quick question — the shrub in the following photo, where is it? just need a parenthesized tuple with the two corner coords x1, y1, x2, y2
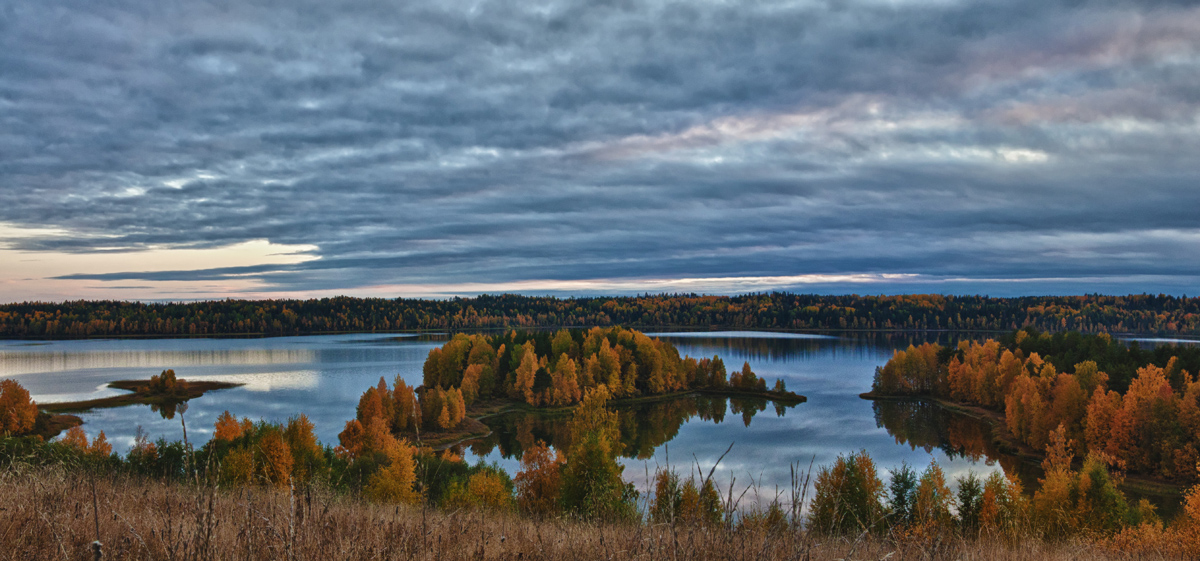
(911, 461, 955, 537)
(559, 386, 635, 520)
(809, 450, 886, 535)
(650, 469, 681, 524)
(888, 462, 917, 528)
(956, 472, 983, 534)
(442, 469, 514, 511)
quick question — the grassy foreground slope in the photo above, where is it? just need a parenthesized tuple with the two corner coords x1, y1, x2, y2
(0, 466, 1160, 561)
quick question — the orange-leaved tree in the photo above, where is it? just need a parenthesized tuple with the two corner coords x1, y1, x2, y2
(60, 426, 89, 451)
(0, 378, 37, 436)
(256, 428, 293, 487)
(514, 440, 563, 516)
(213, 410, 245, 442)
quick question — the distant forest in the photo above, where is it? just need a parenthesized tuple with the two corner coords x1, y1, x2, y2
(1, 293, 1199, 338)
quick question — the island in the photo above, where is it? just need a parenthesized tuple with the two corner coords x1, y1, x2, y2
(338, 327, 806, 449)
(31, 369, 242, 438)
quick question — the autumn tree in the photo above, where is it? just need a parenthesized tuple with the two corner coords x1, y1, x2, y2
(364, 436, 420, 504)
(912, 462, 955, 536)
(60, 426, 89, 452)
(677, 477, 723, 526)
(88, 431, 112, 458)
(0, 378, 37, 436)
(220, 448, 255, 485)
(460, 363, 483, 405)
(337, 419, 366, 459)
(356, 385, 385, 426)
(512, 344, 538, 405)
(550, 354, 582, 406)
(256, 428, 293, 487)
(514, 440, 564, 516)
(390, 376, 419, 433)
(978, 472, 1027, 537)
(285, 413, 324, 483)
(809, 450, 887, 535)
(559, 386, 632, 520)
(213, 410, 244, 442)
(147, 369, 181, 394)
(443, 469, 514, 511)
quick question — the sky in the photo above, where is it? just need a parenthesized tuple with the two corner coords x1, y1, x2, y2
(1, 0, 1199, 302)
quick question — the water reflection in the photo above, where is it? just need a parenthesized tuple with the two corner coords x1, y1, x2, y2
(652, 331, 970, 364)
(467, 396, 789, 462)
(872, 400, 1037, 490)
(871, 398, 1182, 517)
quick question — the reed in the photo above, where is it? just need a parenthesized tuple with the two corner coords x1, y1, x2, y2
(0, 464, 1179, 561)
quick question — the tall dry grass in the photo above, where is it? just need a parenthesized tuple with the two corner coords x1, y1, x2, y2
(0, 464, 1180, 561)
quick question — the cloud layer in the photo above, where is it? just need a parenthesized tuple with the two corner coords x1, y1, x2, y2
(2, 0, 1199, 299)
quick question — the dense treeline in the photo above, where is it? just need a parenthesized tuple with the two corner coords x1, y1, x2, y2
(872, 329, 1200, 483)
(4, 292, 1200, 338)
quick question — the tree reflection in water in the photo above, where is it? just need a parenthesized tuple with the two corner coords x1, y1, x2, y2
(871, 398, 1184, 517)
(465, 395, 790, 461)
(871, 399, 1040, 491)
(149, 399, 189, 420)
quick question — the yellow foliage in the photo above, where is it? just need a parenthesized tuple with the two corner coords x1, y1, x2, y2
(220, 448, 255, 485)
(906, 461, 954, 544)
(285, 413, 319, 456)
(357, 386, 385, 425)
(365, 439, 420, 505)
(514, 345, 538, 405)
(285, 413, 321, 483)
(460, 364, 482, 405)
(363, 416, 394, 454)
(443, 472, 514, 511)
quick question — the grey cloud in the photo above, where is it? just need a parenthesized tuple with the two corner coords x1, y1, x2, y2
(2, 0, 1200, 298)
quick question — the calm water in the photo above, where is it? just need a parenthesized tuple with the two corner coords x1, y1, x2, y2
(1, 330, 1033, 507)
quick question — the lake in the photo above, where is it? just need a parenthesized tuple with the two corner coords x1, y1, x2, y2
(0, 328, 1032, 508)
(0, 330, 1084, 509)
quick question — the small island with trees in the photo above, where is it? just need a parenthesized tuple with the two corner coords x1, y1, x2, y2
(6, 369, 242, 439)
(339, 327, 805, 448)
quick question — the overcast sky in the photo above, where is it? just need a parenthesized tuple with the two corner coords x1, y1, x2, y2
(1, 0, 1198, 301)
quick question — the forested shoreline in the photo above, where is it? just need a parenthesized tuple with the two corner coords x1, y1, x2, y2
(2, 292, 1200, 338)
(867, 329, 1200, 484)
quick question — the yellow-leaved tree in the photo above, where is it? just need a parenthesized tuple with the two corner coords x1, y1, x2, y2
(364, 435, 420, 505)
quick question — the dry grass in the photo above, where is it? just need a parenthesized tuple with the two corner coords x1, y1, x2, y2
(0, 465, 1180, 561)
